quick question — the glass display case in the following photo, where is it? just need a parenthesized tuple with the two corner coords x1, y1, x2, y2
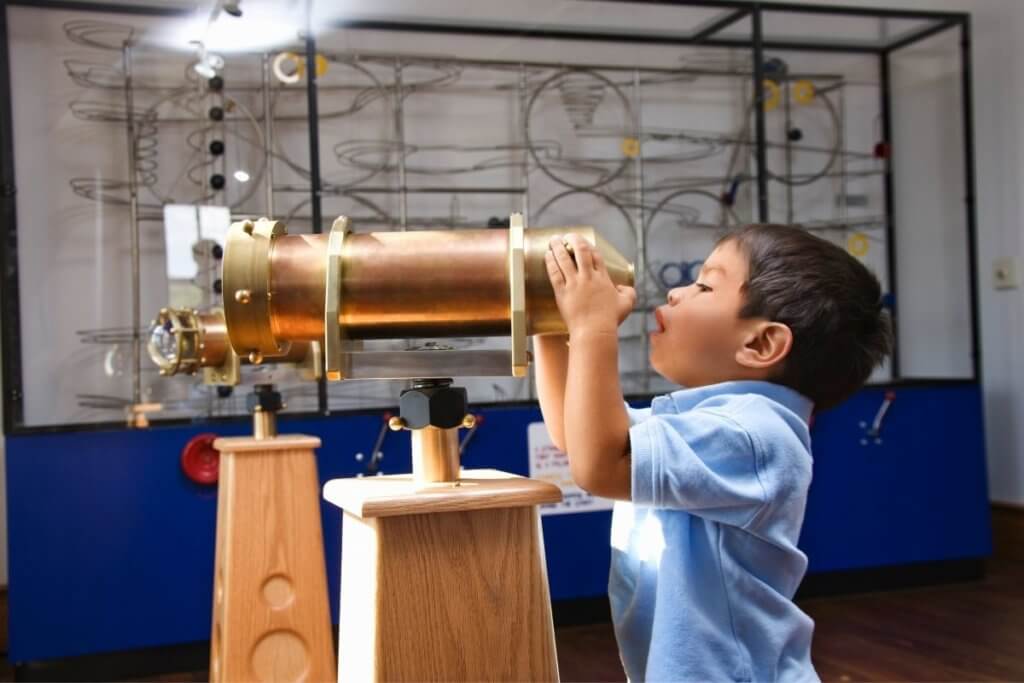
(0, 0, 978, 432)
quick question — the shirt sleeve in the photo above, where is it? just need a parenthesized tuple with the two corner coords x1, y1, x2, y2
(629, 406, 768, 528)
(625, 402, 652, 426)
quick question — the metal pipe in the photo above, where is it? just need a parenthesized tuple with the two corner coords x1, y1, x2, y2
(837, 80, 848, 230)
(393, 58, 408, 231)
(959, 17, 981, 380)
(879, 52, 900, 378)
(410, 426, 460, 484)
(751, 8, 769, 222)
(122, 42, 141, 409)
(303, 29, 329, 415)
(632, 68, 648, 391)
(784, 80, 794, 224)
(262, 53, 275, 216)
(518, 64, 530, 224)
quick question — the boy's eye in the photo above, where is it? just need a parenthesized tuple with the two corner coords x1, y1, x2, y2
(695, 282, 712, 293)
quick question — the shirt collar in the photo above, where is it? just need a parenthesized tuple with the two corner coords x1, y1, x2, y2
(650, 380, 814, 423)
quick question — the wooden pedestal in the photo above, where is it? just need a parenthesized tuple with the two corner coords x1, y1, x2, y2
(211, 434, 335, 683)
(323, 469, 564, 682)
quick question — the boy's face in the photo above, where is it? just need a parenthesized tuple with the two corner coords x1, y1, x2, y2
(649, 239, 758, 387)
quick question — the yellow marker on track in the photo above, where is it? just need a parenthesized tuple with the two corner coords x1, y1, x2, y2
(847, 232, 870, 257)
(621, 137, 640, 158)
(793, 80, 816, 105)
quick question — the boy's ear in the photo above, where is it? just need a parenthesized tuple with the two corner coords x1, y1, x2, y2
(735, 321, 793, 370)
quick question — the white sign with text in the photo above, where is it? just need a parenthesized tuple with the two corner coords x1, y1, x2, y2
(528, 422, 615, 516)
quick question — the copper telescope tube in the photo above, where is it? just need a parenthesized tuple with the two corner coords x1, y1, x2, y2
(183, 309, 310, 368)
(233, 220, 634, 354)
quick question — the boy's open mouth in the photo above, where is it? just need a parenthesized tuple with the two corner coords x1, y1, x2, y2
(653, 307, 667, 335)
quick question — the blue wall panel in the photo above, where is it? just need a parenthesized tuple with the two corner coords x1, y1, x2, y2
(800, 384, 992, 571)
(5, 384, 991, 662)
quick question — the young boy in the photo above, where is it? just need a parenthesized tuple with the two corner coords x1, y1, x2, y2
(536, 224, 892, 682)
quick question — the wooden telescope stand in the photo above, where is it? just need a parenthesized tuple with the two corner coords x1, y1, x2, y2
(323, 380, 563, 682)
(210, 385, 335, 683)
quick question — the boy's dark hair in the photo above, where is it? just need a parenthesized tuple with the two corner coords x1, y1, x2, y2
(720, 224, 893, 409)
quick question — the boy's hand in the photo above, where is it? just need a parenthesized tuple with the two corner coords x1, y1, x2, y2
(546, 233, 637, 336)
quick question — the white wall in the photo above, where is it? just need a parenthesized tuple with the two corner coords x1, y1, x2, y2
(776, 0, 1024, 506)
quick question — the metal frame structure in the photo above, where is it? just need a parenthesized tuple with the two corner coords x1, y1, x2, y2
(0, 0, 980, 434)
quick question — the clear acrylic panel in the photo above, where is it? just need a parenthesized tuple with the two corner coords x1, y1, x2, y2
(889, 28, 972, 379)
(4, 3, 973, 429)
(8, 4, 312, 427)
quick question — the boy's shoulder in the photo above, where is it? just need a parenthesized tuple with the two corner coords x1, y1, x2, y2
(642, 380, 812, 429)
(636, 381, 813, 473)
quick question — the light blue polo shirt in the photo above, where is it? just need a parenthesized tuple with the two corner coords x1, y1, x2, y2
(610, 381, 819, 682)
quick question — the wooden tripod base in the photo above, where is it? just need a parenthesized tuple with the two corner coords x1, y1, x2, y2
(211, 434, 335, 683)
(324, 469, 564, 682)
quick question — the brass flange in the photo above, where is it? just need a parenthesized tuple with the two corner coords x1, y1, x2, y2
(324, 216, 350, 380)
(508, 213, 528, 378)
(223, 217, 290, 362)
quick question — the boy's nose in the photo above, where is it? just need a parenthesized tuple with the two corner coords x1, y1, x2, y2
(667, 287, 685, 305)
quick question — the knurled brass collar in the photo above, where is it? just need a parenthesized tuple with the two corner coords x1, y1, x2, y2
(223, 217, 288, 361)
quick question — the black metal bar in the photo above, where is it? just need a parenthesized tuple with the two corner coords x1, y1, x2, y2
(883, 18, 959, 54)
(879, 52, 901, 380)
(4, 0, 190, 16)
(304, 25, 329, 416)
(692, 8, 749, 42)
(322, 186, 528, 195)
(716, 38, 883, 54)
(0, 5, 23, 432)
(751, 6, 769, 222)
(559, 0, 965, 22)
(333, 18, 719, 46)
(732, 1, 965, 21)
(333, 19, 887, 54)
(959, 17, 981, 381)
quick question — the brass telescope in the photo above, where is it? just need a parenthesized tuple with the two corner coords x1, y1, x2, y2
(222, 213, 634, 379)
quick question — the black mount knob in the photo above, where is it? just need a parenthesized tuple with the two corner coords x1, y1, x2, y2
(399, 379, 467, 430)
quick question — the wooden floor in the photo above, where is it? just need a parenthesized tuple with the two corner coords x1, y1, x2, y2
(1, 506, 1021, 681)
(558, 558, 1024, 681)
(556, 505, 1024, 682)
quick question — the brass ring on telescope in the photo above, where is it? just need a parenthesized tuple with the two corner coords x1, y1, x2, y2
(223, 217, 290, 362)
(509, 213, 528, 378)
(324, 216, 350, 381)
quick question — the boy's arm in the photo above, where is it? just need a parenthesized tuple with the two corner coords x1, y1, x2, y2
(533, 334, 570, 452)
(564, 329, 632, 499)
(546, 234, 636, 500)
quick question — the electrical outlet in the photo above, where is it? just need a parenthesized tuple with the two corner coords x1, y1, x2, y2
(993, 257, 1019, 290)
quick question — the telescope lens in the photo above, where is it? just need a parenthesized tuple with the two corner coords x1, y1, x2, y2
(148, 321, 178, 367)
